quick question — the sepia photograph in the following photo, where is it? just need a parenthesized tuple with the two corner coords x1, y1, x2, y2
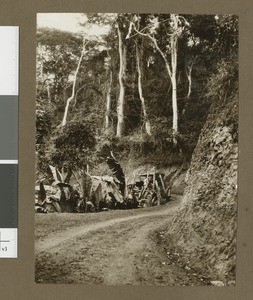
(35, 13, 238, 286)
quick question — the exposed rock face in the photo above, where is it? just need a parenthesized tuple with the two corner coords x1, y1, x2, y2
(170, 172, 186, 195)
(170, 92, 238, 284)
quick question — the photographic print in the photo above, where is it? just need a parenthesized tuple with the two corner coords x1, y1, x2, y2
(35, 13, 238, 286)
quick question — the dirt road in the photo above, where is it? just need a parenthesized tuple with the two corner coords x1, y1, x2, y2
(35, 197, 206, 285)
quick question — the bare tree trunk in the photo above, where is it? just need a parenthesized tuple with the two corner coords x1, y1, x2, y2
(105, 68, 113, 133)
(136, 43, 151, 135)
(61, 39, 86, 127)
(116, 24, 126, 138)
(186, 67, 192, 98)
(47, 84, 50, 102)
(73, 84, 85, 106)
(187, 77, 192, 98)
(152, 17, 178, 144)
(170, 15, 179, 144)
(185, 56, 196, 99)
(40, 61, 43, 80)
(131, 15, 180, 145)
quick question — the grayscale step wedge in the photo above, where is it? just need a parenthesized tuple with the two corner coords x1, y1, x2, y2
(0, 26, 19, 258)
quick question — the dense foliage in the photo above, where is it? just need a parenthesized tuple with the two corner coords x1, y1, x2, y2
(36, 14, 238, 178)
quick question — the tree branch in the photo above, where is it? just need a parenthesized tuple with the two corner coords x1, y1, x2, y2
(128, 21, 173, 78)
(61, 38, 87, 127)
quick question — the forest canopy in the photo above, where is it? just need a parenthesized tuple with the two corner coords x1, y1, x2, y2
(36, 13, 238, 178)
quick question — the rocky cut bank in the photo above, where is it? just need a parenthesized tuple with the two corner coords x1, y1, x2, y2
(168, 70, 238, 285)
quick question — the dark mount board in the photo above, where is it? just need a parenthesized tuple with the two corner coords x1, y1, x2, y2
(0, 0, 252, 300)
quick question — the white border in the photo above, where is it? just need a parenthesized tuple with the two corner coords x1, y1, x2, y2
(0, 26, 19, 95)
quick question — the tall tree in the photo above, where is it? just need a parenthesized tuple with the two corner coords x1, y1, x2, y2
(61, 38, 90, 127)
(185, 55, 197, 99)
(135, 41, 151, 135)
(37, 28, 83, 105)
(116, 21, 127, 138)
(127, 14, 188, 145)
(105, 52, 113, 133)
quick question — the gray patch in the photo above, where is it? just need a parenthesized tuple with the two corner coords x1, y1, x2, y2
(0, 164, 18, 228)
(0, 96, 18, 159)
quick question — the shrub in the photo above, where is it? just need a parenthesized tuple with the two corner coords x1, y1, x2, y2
(50, 121, 96, 169)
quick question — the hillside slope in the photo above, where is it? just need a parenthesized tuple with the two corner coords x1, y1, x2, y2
(167, 91, 238, 284)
